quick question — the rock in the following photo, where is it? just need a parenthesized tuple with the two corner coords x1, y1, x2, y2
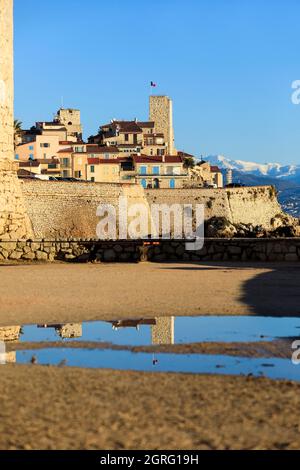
(9, 251, 22, 260)
(22, 252, 35, 260)
(36, 251, 48, 261)
(103, 249, 116, 262)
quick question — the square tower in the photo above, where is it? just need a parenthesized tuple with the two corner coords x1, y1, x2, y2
(56, 108, 83, 140)
(149, 95, 175, 155)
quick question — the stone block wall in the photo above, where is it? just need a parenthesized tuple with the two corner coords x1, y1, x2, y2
(21, 181, 286, 241)
(21, 180, 151, 239)
(0, 0, 33, 240)
(146, 186, 284, 229)
(0, 238, 299, 263)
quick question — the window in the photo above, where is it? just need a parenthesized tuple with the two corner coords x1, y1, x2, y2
(29, 154, 34, 160)
(105, 154, 110, 160)
(15, 154, 19, 160)
(75, 147, 84, 153)
(48, 163, 57, 169)
(29, 145, 34, 151)
(40, 143, 50, 148)
(152, 166, 160, 175)
(91, 177, 95, 183)
(90, 165, 95, 173)
(157, 149, 165, 156)
(141, 179, 147, 189)
(62, 158, 69, 167)
(140, 166, 147, 175)
(125, 134, 129, 142)
(169, 179, 175, 189)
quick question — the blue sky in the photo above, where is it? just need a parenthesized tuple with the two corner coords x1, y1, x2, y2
(14, 0, 300, 164)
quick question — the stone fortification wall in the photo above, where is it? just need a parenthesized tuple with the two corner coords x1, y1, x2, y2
(0, 238, 299, 263)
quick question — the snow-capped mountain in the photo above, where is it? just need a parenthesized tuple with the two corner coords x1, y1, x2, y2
(203, 155, 300, 217)
(204, 155, 300, 180)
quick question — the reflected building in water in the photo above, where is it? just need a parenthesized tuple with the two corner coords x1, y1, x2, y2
(0, 326, 21, 342)
(37, 323, 82, 339)
(109, 317, 175, 345)
(0, 326, 21, 364)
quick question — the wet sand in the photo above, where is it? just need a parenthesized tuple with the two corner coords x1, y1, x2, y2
(1, 261, 300, 450)
(6, 338, 293, 358)
(0, 365, 300, 450)
(0, 262, 300, 326)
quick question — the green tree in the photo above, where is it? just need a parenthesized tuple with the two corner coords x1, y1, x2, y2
(183, 156, 195, 170)
(14, 119, 23, 151)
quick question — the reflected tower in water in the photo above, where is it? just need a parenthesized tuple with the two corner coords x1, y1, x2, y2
(0, 326, 21, 363)
(152, 317, 174, 345)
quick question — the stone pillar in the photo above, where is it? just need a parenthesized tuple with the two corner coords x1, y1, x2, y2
(0, 0, 32, 239)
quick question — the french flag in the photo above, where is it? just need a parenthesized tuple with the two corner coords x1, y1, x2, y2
(150, 81, 157, 87)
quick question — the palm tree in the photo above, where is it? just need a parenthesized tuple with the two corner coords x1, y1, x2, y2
(183, 156, 195, 170)
(14, 119, 22, 133)
(14, 119, 23, 151)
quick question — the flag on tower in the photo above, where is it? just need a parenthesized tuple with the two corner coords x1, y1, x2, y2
(150, 81, 157, 87)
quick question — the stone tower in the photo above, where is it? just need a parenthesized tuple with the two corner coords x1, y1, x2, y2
(0, 0, 32, 239)
(149, 95, 175, 155)
(151, 317, 174, 345)
(56, 108, 82, 140)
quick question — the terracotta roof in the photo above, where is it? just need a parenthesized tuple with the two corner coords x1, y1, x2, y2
(118, 144, 140, 148)
(178, 151, 196, 159)
(17, 168, 36, 176)
(144, 133, 164, 138)
(18, 161, 40, 167)
(36, 158, 60, 164)
(59, 140, 84, 145)
(87, 158, 121, 165)
(57, 148, 73, 153)
(132, 154, 183, 164)
(86, 146, 119, 154)
(101, 121, 143, 133)
(210, 165, 221, 173)
(137, 121, 155, 128)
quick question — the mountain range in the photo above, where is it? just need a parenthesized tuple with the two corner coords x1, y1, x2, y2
(203, 155, 300, 217)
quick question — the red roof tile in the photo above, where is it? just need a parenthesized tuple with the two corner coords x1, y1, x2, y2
(210, 165, 221, 173)
(87, 158, 121, 165)
(132, 154, 183, 164)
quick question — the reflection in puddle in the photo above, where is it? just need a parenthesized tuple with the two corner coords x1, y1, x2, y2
(14, 316, 300, 345)
(15, 349, 300, 382)
(0, 316, 300, 381)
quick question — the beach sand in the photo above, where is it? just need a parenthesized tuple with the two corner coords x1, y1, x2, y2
(0, 365, 300, 450)
(0, 261, 299, 326)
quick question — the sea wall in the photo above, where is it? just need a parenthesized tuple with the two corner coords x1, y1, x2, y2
(0, 238, 299, 263)
(21, 180, 285, 239)
(145, 186, 282, 228)
(21, 180, 150, 239)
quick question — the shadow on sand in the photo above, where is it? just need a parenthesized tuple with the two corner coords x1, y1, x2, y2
(160, 261, 300, 317)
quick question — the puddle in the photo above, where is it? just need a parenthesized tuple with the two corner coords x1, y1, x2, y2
(1, 316, 300, 382)
(15, 316, 300, 345)
(15, 349, 300, 382)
